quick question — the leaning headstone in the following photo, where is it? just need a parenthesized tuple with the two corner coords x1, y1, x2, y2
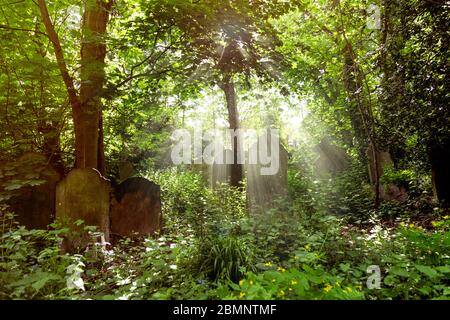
(314, 137, 350, 178)
(189, 148, 233, 188)
(366, 145, 393, 185)
(56, 168, 110, 247)
(111, 177, 162, 239)
(210, 162, 231, 187)
(366, 144, 407, 202)
(5, 153, 60, 229)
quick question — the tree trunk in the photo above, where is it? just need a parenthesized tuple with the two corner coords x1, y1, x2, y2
(97, 112, 106, 176)
(428, 137, 450, 209)
(220, 76, 243, 188)
(38, 0, 111, 174)
(77, 0, 111, 172)
(342, 43, 368, 159)
(342, 41, 381, 209)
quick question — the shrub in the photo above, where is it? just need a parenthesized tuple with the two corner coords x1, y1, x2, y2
(0, 219, 85, 299)
(191, 235, 254, 282)
(146, 169, 246, 238)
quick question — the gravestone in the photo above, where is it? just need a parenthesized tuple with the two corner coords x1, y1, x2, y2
(314, 137, 350, 178)
(118, 160, 134, 182)
(366, 144, 407, 202)
(111, 177, 162, 239)
(189, 148, 233, 188)
(246, 141, 289, 212)
(5, 153, 60, 229)
(366, 144, 393, 186)
(56, 168, 110, 244)
(209, 149, 233, 188)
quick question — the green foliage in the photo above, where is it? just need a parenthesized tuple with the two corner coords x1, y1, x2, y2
(0, 155, 51, 203)
(0, 218, 83, 299)
(217, 267, 364, 300)
(1, 0, 449, 302)
(0, 0, 76, 165)
(191, 235, 253, 282)
(316, 165, 374, 219)
(1, 178, 450, 300)
(381, 165, 415, 190)
(320, 215, 450, 300)
(375, 219, 450, 300)
(147, 169, 246, 237)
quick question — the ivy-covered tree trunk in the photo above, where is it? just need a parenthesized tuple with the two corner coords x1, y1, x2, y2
(39, 0, 110, 175)
(221, 76, 243, 188)
(342, 41, 381, 209)
(77, 0, 111, 175)
(428, 137, 450, 209)
(342, 43, 367, 159)
(378, 0, 408, 166)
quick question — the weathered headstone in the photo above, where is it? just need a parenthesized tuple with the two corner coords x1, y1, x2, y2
(56, 168, 110, 243)
(209, 149, 233, 188)
(189, 148, 233, 188)
(118, 160, 134, 182)
(366, 144, 407, 202)
(366, 145, 392, 185)
(314, 137, 350, 178)
(246, 141, 289, 212)
(111, 177, 162, 239)
(5, 153, 60, 229)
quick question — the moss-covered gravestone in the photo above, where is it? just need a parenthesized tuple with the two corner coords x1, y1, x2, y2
(111, 177, 162, 239)
(56, 168, 110, 245)
(366, 144, 407, 202)
(4, 153, 61, 229)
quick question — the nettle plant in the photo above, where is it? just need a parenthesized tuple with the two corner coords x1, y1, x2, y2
(0, 216, 87, 299)
(375, 218, 450, 300)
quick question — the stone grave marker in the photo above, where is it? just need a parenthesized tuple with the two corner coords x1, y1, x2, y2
(5, 153, 60, 229)
(209, 148, 232, 188)
(366, 144, 407, 202)
(246, 140, 289, 212)
(314, 137, 350, 178)
(56, 168, 111, 246)
(111, 177, 162, 239)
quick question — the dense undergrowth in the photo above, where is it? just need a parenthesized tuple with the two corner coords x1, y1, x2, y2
(1, 169, 449, 300)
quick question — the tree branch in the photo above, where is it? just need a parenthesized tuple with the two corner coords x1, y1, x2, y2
(0, 24, 48, 37)
(37, 0, 79, 110)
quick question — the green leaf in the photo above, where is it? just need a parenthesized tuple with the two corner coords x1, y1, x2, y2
(339, 263, 351, 272)
(5, 182, 23, 191)
(28, 179, 46, 186)
(32, 273, 62, 291)
(389, 267, 409, 277)
(415, 265, 439, 278)
(383, 275, 396, 286)
(436, 266, 450, 273)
